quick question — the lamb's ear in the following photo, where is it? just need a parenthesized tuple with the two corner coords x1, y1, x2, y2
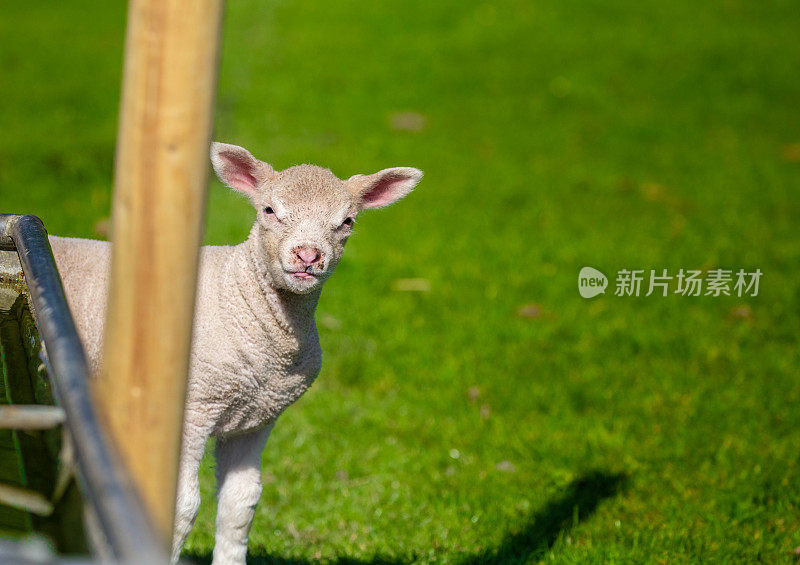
(345, 167, 423, 209)
(210, 142, 274, 198)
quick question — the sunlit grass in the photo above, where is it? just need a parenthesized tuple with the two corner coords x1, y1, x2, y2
(1, 0, 799, 562)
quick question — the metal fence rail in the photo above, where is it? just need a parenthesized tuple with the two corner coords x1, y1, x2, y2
(0, 214, 164, 563)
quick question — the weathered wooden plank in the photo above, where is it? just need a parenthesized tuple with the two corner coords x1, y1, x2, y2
(0, 277, 86, 551)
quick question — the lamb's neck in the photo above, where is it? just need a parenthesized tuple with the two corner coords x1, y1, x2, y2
(230, 238, 320, 343)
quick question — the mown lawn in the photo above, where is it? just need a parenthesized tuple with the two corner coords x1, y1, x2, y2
(2, 0, 799, 562)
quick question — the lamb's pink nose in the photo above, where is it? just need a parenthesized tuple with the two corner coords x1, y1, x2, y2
(294, 246, 322, 266)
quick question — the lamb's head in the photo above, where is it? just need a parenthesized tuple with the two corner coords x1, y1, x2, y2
(211, 142, 423, 294)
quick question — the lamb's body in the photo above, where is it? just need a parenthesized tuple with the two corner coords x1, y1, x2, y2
(189, 239, 322, 436)
(48, 236, 110, 375)
(50, 233, 322, 437)
(51, 232, 323, 563)
(47, 142, 422, 565)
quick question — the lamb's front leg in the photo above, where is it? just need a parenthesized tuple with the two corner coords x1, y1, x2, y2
(172, 422, 212, 562)
(212, 425, 273, 565)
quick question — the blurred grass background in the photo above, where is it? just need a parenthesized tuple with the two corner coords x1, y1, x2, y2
(2, 0, 800, 562)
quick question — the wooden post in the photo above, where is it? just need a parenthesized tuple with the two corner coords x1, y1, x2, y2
(96, 0, 224, 547)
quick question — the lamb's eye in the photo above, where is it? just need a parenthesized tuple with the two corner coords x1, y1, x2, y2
(264, 206, 274, 215)
(341, 217, 355, 227)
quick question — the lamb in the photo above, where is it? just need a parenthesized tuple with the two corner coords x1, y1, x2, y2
(48, 142, 423, 564)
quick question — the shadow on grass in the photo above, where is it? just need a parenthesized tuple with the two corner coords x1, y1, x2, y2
(184, 470, 628, 565)
(462, 470, 628, 564)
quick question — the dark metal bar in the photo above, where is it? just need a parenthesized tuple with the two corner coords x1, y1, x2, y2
(0, 214, 165, 563)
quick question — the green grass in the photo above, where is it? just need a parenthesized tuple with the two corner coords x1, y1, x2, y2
(2, 0, 800, 562)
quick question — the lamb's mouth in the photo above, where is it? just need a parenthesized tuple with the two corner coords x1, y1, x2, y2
(286, 270, 318, 281)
